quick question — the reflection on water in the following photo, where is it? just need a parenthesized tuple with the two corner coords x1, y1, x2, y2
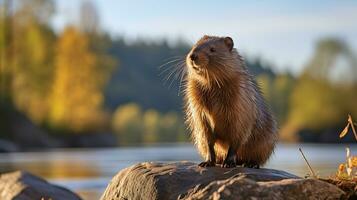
(0, 143, 356, 200)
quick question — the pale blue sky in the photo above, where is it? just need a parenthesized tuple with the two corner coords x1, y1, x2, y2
(52, 0, 357, 74)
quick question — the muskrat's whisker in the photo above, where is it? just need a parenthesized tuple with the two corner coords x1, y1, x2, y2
(159, 61, 183, 76)
(168, 65, 183, 87)
(178, 65, 188, 96)
(158, 57, 183, 69)
(164, 65, 181, 83)
(160, 59, 185, 78)
(159, 65, 178, 76)
(163, 55, 184, 61)
(163, 55, 182, 60)
(163, 60, 186, 88)
(163, 66, 180, 83)
(173, 62, 186, 80)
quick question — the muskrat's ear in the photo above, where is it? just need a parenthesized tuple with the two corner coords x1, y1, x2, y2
(224, 37, 234, 51)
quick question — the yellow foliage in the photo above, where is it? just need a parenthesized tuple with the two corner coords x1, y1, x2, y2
(111, 103, 187, 145)
(111, 103, 143, 144)
(49, 26, 106, 132)
(143, 109, 160, 143)
(112, 103, 142, 133)
(287, 75, 345, 130)
(10, 18, 55, 123)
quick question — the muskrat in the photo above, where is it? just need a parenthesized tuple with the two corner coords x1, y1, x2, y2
(184, 35, 277, 168)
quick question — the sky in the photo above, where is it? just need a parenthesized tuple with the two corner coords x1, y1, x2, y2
(52, 0, 357, 74)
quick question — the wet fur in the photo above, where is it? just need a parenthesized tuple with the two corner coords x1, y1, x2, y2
(184, 36, 277, 167)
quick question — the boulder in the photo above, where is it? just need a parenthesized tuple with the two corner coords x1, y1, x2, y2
(101, 162, 345, 200)
(0, 171, 81, 200)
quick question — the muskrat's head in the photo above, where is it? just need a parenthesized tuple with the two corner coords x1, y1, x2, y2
(186, 35, 239, 87)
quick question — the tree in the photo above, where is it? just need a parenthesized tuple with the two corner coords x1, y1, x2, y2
(257, 73, 295, 125)
(112, 103, 144, 144)
(14, 0, 55, 25)
(79, 0, 100, 34)
(285, 38, 357, 135)
(111, 103, 188, 145)
(143, 109, 160, 143)
(288, 75, 345, 130)
(305, 39, 356, 82)
(0, 0, 12, 102)
(9, 0, 56, 123)
(49, 26, 108, 132)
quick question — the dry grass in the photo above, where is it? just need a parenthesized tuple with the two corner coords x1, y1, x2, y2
(323, 115, 357, 199)
(337, 115, 357, 181)
(299, 148, 318, 178)
(298, 115, 357, 199)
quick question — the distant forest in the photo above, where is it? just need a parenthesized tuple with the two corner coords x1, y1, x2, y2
(1, 0, 356, 150)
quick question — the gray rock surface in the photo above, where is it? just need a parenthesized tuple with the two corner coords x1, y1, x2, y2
(101, 162, 345, 200)
(0, 171, 81, 200)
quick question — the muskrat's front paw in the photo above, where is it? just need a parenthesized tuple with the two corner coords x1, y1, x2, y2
(222, 158, 237, 168)
(242, 162, 260, 169)
(198, 161, 215, 167)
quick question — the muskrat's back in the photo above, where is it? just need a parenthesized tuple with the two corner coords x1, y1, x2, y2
(184, 35, 277, 168)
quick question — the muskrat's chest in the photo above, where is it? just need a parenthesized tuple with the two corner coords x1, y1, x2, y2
(192, 87, 229, 122)
(195, 88, 219, 111)
(188, 82, 234, 119)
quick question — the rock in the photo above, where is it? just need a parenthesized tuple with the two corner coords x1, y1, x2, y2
(0, 171, 82, 200)
(101, 162, 345, 200)
(184, 176, 345, 200)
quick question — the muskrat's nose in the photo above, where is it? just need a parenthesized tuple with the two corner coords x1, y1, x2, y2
(190, 53, 198, 61)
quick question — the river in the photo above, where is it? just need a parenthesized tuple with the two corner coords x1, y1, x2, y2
(0, 143, 356, 200)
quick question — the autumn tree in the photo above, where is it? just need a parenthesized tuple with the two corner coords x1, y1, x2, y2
(284, 39, 357, 139)
(7, 0, 56, 123)
(0, 1, 11, 102)
(112, 103, 187, 145)
(49, 26, 109, 132)
(112, 103, 144, 144)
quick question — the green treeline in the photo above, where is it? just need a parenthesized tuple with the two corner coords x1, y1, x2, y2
(1, 0, 356, 146)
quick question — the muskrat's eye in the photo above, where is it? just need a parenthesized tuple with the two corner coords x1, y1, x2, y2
(210, 47, 216, 52)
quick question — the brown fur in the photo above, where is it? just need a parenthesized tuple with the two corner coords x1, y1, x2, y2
(184, 35, 277, 166)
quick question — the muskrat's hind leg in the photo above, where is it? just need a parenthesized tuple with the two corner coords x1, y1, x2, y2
(222, 146, 237, 168)
(198, 141, 216, 167)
